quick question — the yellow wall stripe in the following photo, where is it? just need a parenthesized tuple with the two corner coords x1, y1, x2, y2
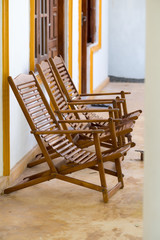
(2, 0, 10, 176)
(78, 0, 82, 93)
(90, 0, 102, 93)
(68, 0, 73, 77)
(30, 0, 35, 72)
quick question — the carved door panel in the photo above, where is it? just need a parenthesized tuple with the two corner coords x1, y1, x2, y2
(35, 0, 64, 65)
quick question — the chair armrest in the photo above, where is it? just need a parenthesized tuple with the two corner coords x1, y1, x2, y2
(31, 129, 105, 135)
(68, 98, 125, 105)
(55, 108, 119, 114)
(80, 91, 131, 97)
(122, 142, 136, 149)
(58, 119, 122, 124)
(68, 99, 114, 104)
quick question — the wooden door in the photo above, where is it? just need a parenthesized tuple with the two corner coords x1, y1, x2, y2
(35, 0, 64, 65)
(48, 0, 58, 58)
(88, 0, 96, 43)
(81, 0, 96, 93)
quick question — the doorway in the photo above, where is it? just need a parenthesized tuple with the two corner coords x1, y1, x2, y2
(81, 0, 96, 93)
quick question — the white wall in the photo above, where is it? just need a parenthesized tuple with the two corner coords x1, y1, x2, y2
(64, 0, 68, 65)
(72, 0, 109, 92)
(109, 0, 146, 79)
(144, 1, 160, 239)
(72, 0, 79, 90)
(9, 0, 36, 169)
(0, 2, 3, 176)
(93, 0, 109, 90)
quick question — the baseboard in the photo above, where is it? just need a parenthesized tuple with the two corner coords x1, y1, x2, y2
(0, 145, 40, 194)
(93, 77, 110, 93)
(109, 75, 144, 83)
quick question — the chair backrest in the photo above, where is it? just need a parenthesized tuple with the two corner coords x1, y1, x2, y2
(9, 74, 93, 171)
(36, 60, 91, 133)
(50, 55, 81, 101)
(49, 56, 92, 119)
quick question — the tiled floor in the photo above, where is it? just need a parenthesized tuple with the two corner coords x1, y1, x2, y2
(0, 82, 144, 240)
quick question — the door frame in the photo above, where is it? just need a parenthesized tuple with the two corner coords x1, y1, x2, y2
(81, 0, 88, 93)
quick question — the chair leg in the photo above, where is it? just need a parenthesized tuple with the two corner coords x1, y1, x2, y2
(27, 153, 45, 168)
(93, 132, 109, 203)
(4, 172, 56, 194)
(115, 158, 124, 189)
(98, 162, 108, 203)
(27, 152, 59, 168)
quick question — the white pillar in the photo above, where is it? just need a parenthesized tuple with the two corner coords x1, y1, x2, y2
(144, 0, 160, 239)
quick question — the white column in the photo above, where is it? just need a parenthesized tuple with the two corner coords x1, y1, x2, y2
(144, 0, 160, 239)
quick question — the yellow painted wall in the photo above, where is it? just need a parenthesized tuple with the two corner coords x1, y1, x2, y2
(0, 1, 3, 176)
(144, 0, 160, 239)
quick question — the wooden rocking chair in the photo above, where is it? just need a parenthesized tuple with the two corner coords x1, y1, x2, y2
(4, 73, 133, 203)
(35, 60, 134, 151)
(50, 55, 142, 121)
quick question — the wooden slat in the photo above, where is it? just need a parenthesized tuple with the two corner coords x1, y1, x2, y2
(44, 134, 58, 142)
(31, 110, 48, 119)
(80, 153, 96, 164)
(27, 101, 44, 110)
(29, 105, 46, 114)
(36, 119, 53, 129)
(24, 96, 41, 105)
(22, 91, 40, 100)
(34, 114, 51, 124)
(40, 123, 57, 131)
(20, 86, 38, 94)
(65, 148, 81, 159)
(60, 145, 77, 156)
(53, 139, 69, 149)
(57, 143, 73, 153)
(71, 150, 86, 161)
(52, 89, 60, 96)
(58, 66, 65, 72)
(59, 70, 67, 76)
(48, 135, 66, 145)
(17, 82, 36, 89)
(74, 152, 91, 164)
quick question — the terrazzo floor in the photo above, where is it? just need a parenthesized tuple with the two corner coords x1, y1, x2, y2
(0, 82, 144, 240)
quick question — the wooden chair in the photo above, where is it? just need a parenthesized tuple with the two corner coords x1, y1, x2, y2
(35, 60, 134, 151)
(4, 73, 133, 203)
(50, 55, 142, 121)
